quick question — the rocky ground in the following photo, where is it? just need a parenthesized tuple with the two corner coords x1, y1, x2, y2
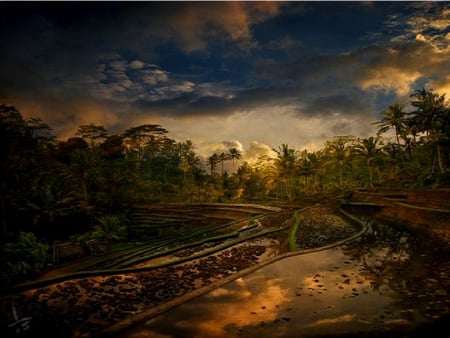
(1, 204, 364, 338)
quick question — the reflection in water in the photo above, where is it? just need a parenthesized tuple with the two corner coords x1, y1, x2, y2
(120, 222, 450, 338)
(173, 276, 288, 337)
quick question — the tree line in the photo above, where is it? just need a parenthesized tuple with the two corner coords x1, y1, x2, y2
(1, 88, 450, 243)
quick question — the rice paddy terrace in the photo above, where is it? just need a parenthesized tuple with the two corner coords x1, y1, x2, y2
(3, 192, 450, 338)
(1, 202, 366, 338)
(129, 203, 283, 240)
(73, 203, 290, 273)
(14, 203, 292, 282)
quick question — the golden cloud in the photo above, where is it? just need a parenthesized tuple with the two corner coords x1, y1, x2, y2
(177, 277, 288, 338)
(358, 67, 422, 96)
(166, 2, 285, 53)
(429, 75, 450, 97)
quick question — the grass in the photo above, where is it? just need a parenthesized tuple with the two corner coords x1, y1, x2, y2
(289, 211, 301, 251)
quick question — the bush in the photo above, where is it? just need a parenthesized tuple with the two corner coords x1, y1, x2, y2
(1, 232, 49, 286)
(91, 214, 129, 248)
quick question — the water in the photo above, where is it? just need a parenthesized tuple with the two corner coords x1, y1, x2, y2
(115, 223, 450, 338)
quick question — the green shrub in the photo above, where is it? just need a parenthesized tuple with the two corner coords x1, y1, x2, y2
(1, 232, 49, 285)
(91, 214, 128, 247)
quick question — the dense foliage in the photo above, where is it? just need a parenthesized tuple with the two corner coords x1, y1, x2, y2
(1, 88, 450, 280)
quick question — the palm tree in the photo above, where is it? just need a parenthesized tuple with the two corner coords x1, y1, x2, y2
(207, 153, 219, 175)
(353, 137, 383, 190)
(409, 88, 448, 173)
(324, 136, 354, 188)
(374, 103, 407, 167)
(218, 152, 231, 175)
(273, 143, 296, 199)
(375, 103, 407, 144)
(228, 147, 242, 173)
(177, 140, 200, 180)
(297, 149, 323, 193)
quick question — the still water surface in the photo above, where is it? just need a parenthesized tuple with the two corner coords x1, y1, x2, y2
(117, 224, 450, 338)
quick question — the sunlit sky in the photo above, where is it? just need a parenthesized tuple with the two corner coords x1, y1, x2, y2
(1, 1, 450, 161)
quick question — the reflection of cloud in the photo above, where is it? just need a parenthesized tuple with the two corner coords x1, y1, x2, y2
(178, 277, 288, 338)
(305, 314, 356, 328)
(128, 332, 170, 338)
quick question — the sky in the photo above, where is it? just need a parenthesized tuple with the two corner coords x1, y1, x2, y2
(1, 1, 450, 163)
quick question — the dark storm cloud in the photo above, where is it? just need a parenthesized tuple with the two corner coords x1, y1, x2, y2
(0, 1, 285, 112)
(131, 84, 299, 118)
(302, 94, 372, 119)
(330, 121, 353, 135)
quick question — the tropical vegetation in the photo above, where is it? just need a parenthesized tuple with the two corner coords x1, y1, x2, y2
(1, 87, 449, 282)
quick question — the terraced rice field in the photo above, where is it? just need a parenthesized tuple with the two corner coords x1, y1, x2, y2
(1, 202, 364, 338)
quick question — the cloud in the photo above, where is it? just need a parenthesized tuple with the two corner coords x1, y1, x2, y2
(429, 75, 450, 97)
(213, 140, 245, 154)
(142, 69, 169, 85)
(245, 141, 276, 164)
(267, 35, 303, 54)
(164, 2, 285, 53)
(253, 37, 450, 109)
(377, 2, 449, 46)
(301, 94, 372, 119)
(357, 65, 423, 97)
(1, 1, 450, 159)
(6, 95, 125, 140)
(129, 60, 145, 70)
(58, 58, 196, 104)
(354, 41, 450, 97)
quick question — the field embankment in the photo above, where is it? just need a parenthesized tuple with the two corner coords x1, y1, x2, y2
(342, 188, 450, 244)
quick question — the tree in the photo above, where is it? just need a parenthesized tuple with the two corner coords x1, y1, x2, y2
(65, 150, 98, 205)
(410, 88, 448, 173)
(207, 153, 219, 175)
(0, 105, 39, 235)
(218, 152, 231, 175)
(353, 137, 383, 190)
(297, 149, 323, 193)
(273, 143, 296, 198)
(324, 136, 354, 188)
(177, 140, 201, 188)
(375, 103, 407, 147)
(229, 147, 242, 173)
(100, 134, 125, 159)
(0, 104, 28, 138)
(122, 124, 168, 173)
(75, 123, 108, 148)
(25, 117, 55, 145)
